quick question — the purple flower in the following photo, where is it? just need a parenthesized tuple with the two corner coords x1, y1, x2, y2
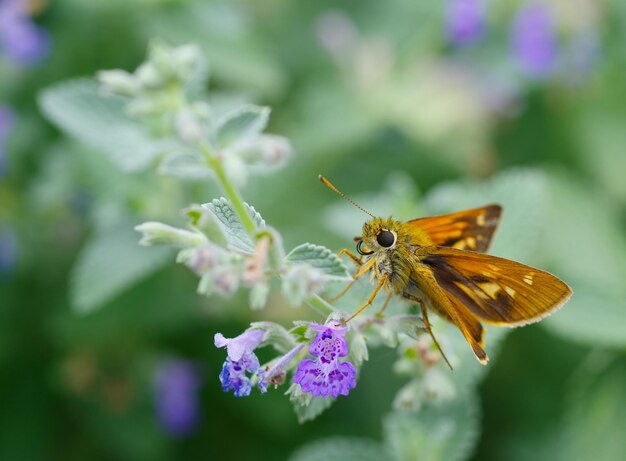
(293, 323, 357, 398)
(511, 2, 559, 78)
(0, 0, 50, 67)
(154, 359, 202, 437)
(215, 329, 266, 397)
(0, 106, 14, 177)
(446, 0, 486, 47)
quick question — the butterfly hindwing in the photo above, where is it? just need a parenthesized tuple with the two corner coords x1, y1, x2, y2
(407, 205, 502, 253)
(421, 247, 572, 326)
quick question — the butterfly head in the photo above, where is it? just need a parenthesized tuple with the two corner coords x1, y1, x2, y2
(358, 217, 404, 256)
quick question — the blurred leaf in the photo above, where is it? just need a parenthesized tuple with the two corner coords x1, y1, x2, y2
(558, 353, 626, 461)
(289, 437, 390, 461)
(287, 383, 336, 424)
(39, 79, 168, 171)
(286, 243, 351, 281)
(158, 146, 211, 180)
(383, 391, 481, 461)
(71, 220, 172, 313)
(202, 198, 265, 254)
(425, 168, 548, 261)
(214, 104, 270, 149)
(539, 172, 626, 348)
(293, 395, 335, 425)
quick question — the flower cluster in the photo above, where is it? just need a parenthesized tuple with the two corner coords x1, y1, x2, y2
(0, 0, 50, 67)
(215, 321, 357, 400)
(215, 329, 266, 397)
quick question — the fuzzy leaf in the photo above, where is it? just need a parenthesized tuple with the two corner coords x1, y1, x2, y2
(559, 354, 626, 461)
(289, 438, 390, 461)
(39, 79, 168, 171)
(384, 391, 481, 461)
(71, 221, 172, 313)
(214, 105, 270, 149)
(287, 383, 335, 423)
(286, 243, 351, 281)
(202, 198, 265, 254)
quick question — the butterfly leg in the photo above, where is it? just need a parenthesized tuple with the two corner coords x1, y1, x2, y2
(343, 273, 388, 323)
(337, 248, 363, 267)
(375, 292, 394, 318)
(327, 257, 375, 303)
(419, 304, 454, 370)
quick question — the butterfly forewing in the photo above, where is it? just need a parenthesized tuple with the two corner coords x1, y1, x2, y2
(407, 205, 502, 253)
(422, 247, 572, 326)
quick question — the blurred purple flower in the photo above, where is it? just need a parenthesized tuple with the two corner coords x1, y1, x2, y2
(215, 329, 266, 397)
(154, 359, 202, 437)
(446, 0, 486, 47)
(0, 0, 50, 67)
(511, 2, 559, 78)
(293, 323, 356, 398)
(0, 106, 14, 177)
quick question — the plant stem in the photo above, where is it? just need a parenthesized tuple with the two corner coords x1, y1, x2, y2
(198, 140, 257, 235)
(305, 294, 334, 317)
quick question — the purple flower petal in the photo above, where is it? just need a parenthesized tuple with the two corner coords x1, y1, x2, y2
(154, 359, 202, 437)
(215, 328, 266, 397)
(446, 0, 486, 47)
(0, 0, 50, 67)
(214, 329, 265, 362)
(293, 322, 357, 398)
(511, 2, 559, 78)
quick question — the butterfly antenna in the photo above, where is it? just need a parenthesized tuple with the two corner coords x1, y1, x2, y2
(319, 175, 375, 218)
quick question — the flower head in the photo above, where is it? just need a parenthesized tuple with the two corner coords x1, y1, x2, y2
(0, 0, 50, 67)
(445, 0, 486, 47)
(293, 323, 357, 398)
(215, 329, 266, 397)
(511, 2, 559, 78)
(154, 359, 202, 437)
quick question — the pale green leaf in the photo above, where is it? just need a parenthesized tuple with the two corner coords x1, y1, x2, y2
(289, 438, 390, 461)
(558, 354, 626, 461)
(214, 104, 270, 149)
(202, 198, 265, 254)
(71, 221, 172, 313)
(384, 391, 481, 461)
(39, 79, 168, 171)
(286, 243, 351, 281)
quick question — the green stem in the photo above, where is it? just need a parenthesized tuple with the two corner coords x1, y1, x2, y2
(305, 294, 334, 317)
(198, 140, 257, 235)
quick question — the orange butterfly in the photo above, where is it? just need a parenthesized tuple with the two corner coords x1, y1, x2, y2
(321, 175, 572, 367)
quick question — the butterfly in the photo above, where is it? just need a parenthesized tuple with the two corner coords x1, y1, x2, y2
(320, 175, 572, 367)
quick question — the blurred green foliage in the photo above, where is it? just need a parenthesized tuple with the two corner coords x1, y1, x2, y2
(2, 0, 626, 460)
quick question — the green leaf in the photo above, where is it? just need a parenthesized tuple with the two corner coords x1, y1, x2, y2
(286, 243, 351, 281)
(39, 79, 167, 171)
(158, 148, 212, 180)
(71, 220, 172, 313)
(384, 391, 481, 461)
(202, 198, 265, 254)
(558, 354, 626, 461)
(134, 221, 206, 247)
(214, 104, 270, 149)
(425, 167, 548, 261)
(287, 383, 335, 423)
(289, 438, 390, 461)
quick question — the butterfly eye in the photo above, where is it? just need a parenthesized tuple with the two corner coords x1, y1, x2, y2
(377, 230, 395, 248)
(356, 240, 373, 256)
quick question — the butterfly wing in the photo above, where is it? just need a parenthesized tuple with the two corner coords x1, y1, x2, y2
(407, 205, 502, 253)
(421, 247, 572, 326)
